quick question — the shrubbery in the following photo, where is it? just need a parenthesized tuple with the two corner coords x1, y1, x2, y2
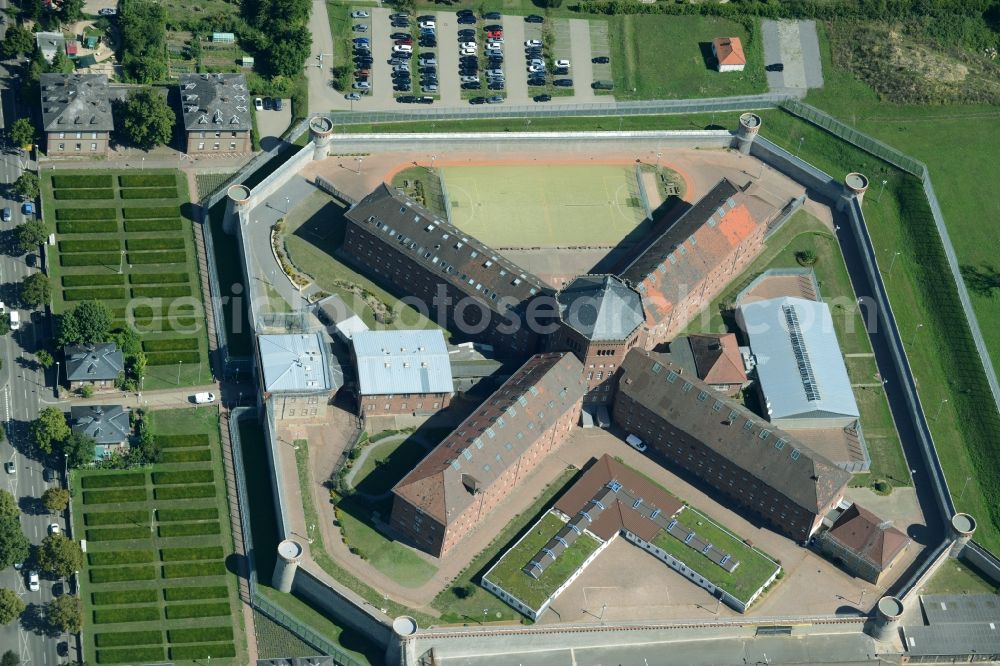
(88, 550, 156, 565)
(163, 585, 227, 601)
(86, 526, 152, 541)
(129, 271, 187, 284)
(152, 469, 213, 485)
(55, 208, 116, 220)
(52, 175, 113, 189)
(89, 566, 157, 583)
(121, 187, 179, 200)
(159, 449, 212, 464)
(157, 509, 219, 523)
(122, 206, 176, 219)
(96, 647, 165, 664)
(131, 285, 191, 298)
(160, 545, 224, 561)
(167, 626, 233, 643)
(155, 433, 210, 448)
(124, 219, 182, 232)
(127, 251, 187, 264)
(59, 239, 121, 253)
(154, 484, 215, 500)
(169, 643, 236, 660)
(126, 238, 185, 251)
(161, 561, 226, 578)
(53, 188, 115, 200)
(95, 630, 162, 647)
(92, 589, 158, 605)
(57, 220, 119, 234)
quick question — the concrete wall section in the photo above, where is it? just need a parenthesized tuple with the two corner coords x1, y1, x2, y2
(291, 566, 393, 646)
(247, 141, 317, 210)
(960, 541, 1000, 586)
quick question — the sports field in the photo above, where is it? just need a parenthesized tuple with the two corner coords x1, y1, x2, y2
(441, 164, 650, 248)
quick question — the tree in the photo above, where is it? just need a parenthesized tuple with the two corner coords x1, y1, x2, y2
(0, 516, 30, 571)
(20, 273, 50, 309)
(0, 649, 20, 666)
(0, 24, 34, 59)
(12, 172, 39, 200)
(36, 350, 54, 369)
(0, 589, 25, 626)
(122, 87, 175, 150)
(8, 118, 36, 149)
(0, 490, 17, 520)
(961, 264, 1000, 297)
(62, 431, 96, 469)
(48, 49, 74, 75)
(16, 220, 47, 255)
(37, 533, 83, 579)
(58, 0, 85, 24)
(58, 301, 114, 346)
(262, 28, 312, 78)
(32, 407, 70, 455)
(46, 594, 81, 633)
(0, 314, 9, 337)
(42, 488, 70, 513)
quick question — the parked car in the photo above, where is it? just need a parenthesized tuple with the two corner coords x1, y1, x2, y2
(419, 20, 435, 29)
(22, 202, 34, 215)
(345, 92, 362, 101)
(3, 462, 13, 475)
(352, 81, 371, 89)
(766, 63, 785, 72)
(353, 23, 368, 32)
(390, 12, 408, 20)
(1, 208, 10, 222)
(461, 82, 482, 90)
(9, 311, 19, 330)
(48, 523, 60, 535)
(351, 10, 369, 17)
(98, 7, 116, 15)
(555, 59, 571, 68)
(484, 24, 503, 31)
(28, 571, 39, 592)
(534, 94, 552, 102)
(275, 98, 283, 111)
(469, 97, 486, 104)
(397, 95, 417, 103)
(194, 392, 217, 404)
(457, 14, 475, 24)
(254, 97, 264, 111)
(43, 468, 55, 482)
(553, 78, 573, 87)
(592, 56, 610, 64)
(484, 11, 501, 19)
(525, 14, 544, 23)
(626, 433, 648, 452)
(524, 39, 542, 48)
(422, 84, 439, 93)
(487, 95, 504, 104)
(416, 96, 434, 104)
(592, 80, 614, 90)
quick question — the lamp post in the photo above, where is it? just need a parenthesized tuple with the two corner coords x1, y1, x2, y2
(934, 398, 949, 420)
(877, 178, 888, 203)
(910, 322, 924, 347)
(655, 151, 662, 169)
(284, 196, 290, 214)
(355, 156, 363, 175)
(430, 154, 437, 171)
(959, 475, 972, 501)
(887, 251, 901, 280)
(118, 249, 126, 275)
(797, 136, 804, 155)
(176, 360, 183, 385)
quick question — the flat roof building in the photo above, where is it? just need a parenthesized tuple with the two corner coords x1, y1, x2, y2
(258, 333, 334, 420)
(178, 73, 252, 155)
(40, 73, 114, 156)
(902, 594, 1000, 663)
(352, 329, 455, 416)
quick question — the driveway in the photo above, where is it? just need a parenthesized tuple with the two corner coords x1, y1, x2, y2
(568, 19, 595, 100)
(761, 19, 823, 95)
(307, 0, 342, 113)
(503, 17, 530, 105)
(369, 7, 395, 108)
(435, 11, 461, 106)
(256, 101, 291, 147)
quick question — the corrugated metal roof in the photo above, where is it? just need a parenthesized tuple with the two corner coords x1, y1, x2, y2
(922, 594, 1000, 625)
(259, 333, 332, 393)
(352, 330, 454, 396)
(903, 624, 1000, 657)
(738, 296, 860, 423)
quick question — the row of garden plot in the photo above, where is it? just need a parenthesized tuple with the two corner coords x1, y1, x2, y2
(53, 188, 178, 200)
(91, 583, 228, 605)
(52, 174, 179, 189)
(60, 250, 189, 267)
(89, 558, 225, 581)
(97, 642, 236, 664)
(54, 205, 186, 233)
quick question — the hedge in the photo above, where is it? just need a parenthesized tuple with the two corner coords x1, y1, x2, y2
(96, 647, 165, 664)
(128, 303, 195, 319)
(126, 238, 185, 251)
(84, 510, 149, 526)
(92, 589, 158, 605)
(152, 469, 213, 485)
(87, 526, 152, 542)
(93, 606, 160, 624)
(131, 285, 191, 298)
(158, 521, 221, 538)
(162, 561, 226, 579)
(159, 449, 213, 464)
(164, 602, 230, 620)
(145, 350, 201, 365)
(120, 174, 176, 187)
(63, 274, 125, 287)
(169, 643, 236, 660)
(59, 239, 121, 253)
(88, 550, 156, 565)
(122, 206, 177, 219)
(156, 433, 210, 448)
(90, 566, 157, 584)
(54, 188, 115, 200)
(95, 630, 162, 648)
(160, 545, 224, 560)
(163, 585, 228, 602)
(127, 250, 187, 264)
(83, 488, 148, 504)
(129, 271, 188, 285)
(64, 288, 129, 302)
(52, 174, 113, 188)
(167, 625, 233, 644)
(143, 338, 199, 352)
(55, 207, 116, 220)
(124, 219, 183, 232)
(121, 187, 178, 199)
(81, 473, 145, 489)
(57, 220, 119, 234)
(153, 483, 216, 500)
(61, 253, 121, 267)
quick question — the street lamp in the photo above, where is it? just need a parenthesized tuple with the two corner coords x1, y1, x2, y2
(934, 398, 949, 420)
(655, 151, 662, 169)
(797, 136, 804, 155)
(877, 178, 888, 203)
(355, 156, 363, 175)
(176, 360, 183, 385)
(887, 251, 901, 279)
(959, 475, 973, 501)
(118, 249, 126, 275)
(911, 322, 924, 347)
(284, 196, 290, 214)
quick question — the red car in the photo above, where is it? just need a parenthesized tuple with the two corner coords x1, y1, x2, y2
(395, 38, 413, 46)
(487, 30, 502, 39)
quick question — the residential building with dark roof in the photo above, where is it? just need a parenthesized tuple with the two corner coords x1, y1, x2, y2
(39, 74, 114, 156)
(351, 330, 455, 416)
(178, 73, 252, 155)
(668, 333, 748, 397)
(817, 503, 908, 585)
(70, 405, 131, 460)
(613, 349, 851, 541)
(343, 184, 552, 356)
(390, 352, 586, 557)
(63, 343, 123, 391)
(257, 333, 335, 420)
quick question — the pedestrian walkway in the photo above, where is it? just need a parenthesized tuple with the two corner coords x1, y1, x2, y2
(70, 384, 220, 410)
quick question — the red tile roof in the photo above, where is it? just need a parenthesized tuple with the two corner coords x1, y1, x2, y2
(713, 37, 746, 66)
(689, 333, 746, 385)
(826, 503, 909, 570)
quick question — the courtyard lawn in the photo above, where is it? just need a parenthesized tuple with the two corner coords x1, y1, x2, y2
(350, 430, 438, 497)
(41, 170, 212, 389)
(922, 558, 1000, 596)
(71, 407, 245, 665)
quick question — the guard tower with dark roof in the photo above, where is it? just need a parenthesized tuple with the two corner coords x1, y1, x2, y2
(40, 74, 114, 156)
(178, 73, 252, 155)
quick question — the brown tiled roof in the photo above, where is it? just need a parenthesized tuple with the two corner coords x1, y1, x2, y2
(616, 349, 851, 513)
(713, 37, 746, 66)
(825, 503, 909, 570)
(392, 352, 586, 525)
(689, 333, 747, 385)
(345, 183, 551, 316)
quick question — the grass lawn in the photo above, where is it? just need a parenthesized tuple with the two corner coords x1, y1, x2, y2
(922, 558, 1000, 596)
(41, 170, 211, 389)
(71, 407, 245, 665)
(610, 14, 766, 100)
(484, 512, 600, 612)
(351, 432, 431, 497)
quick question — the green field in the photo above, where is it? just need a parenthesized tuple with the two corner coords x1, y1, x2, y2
(442, 165, 649, 248)
(72, 407, 245, 664)
(42, 170, 211, 389)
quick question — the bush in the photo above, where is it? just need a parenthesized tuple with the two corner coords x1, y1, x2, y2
(129, 271, 187, 285)
(145, 350, 201, 365)
(167, 625, 233, 644)
(53, 174, 113, 188)
(127, 250, 187, 264)
(88, 550, 155, 565)
(59, 239, 121, 253)
(61, 253, 122, 267)
(81, 473, 145, 489)
(92, 589, 158, 605)
(152, 469, 213, 485)
(82, 488, 148, 505)
(159, 449, 212, 464)
(158, 521, 221, 538)
(153, 483, 215, 499)
(96, 647, 165, 664)
(156, 433, 210, 448)
(795, 249, 818, 266)
(54, 188, 115, 200)
(130, 285, 191, 298)
(121, 187, 178, 199)
(163, 585, 227, 601)
(160, 545, 224, 560)
(64, 288, 129, 302)
(89, 566, 157, 583)
(55, 207, 116, 220)
(122, 206, 177, 219)
(120, 174, 176, 187)
(57, 220, 119, 234)
(169, 643, 236, 660)
(84, 510, 149, 526)
(143, 338, 199, 352)
(164, 602, 229, 620)
(63, 274, 125, 287)
(124, 219, 182, 232)
(86, 526, 152, 541)
(162, 561, 226, 578)
(126, 238, 184, 251)
(95, 630, 162, 647)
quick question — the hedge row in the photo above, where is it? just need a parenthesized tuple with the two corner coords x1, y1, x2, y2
(128, 250, 187, 265)
(163, 585, 228, 602)
(96, 647, 165, 664)
(160, 545, 224, 560)
(154, 483, 215, 501)
(55, 207, 116, 220)
(131, 285, 191, 298)
(145, 350, 201, 365)
(157, 434, 210, 448)
(152, 469, 213, 485)
(124, 219, 182, 232)
(169, 643, 236, 660)
(57, 220, 118, 234)
(131, 318, 202, 334)
(120, 174, 176, 187)
(143, 338, 199, 352)
(63, 274, 125, 287)
(159, 449, 212, 464)
(92, 588, 158, 606)
(121, 187, 178, 200)
(129, 271, 188, 285)
(64, 288, 129, 302)
(123, 206, 177, 219)
(88, 550, 155, 566)
(164, 602, 229, 620)
(81, 473, 145, 489)
(93, 606, 160, 624)
(86, 526, 151, 542)
(129, 303, 196, 319)
(53, 174, 113, 188)
(54, 188, 115, 200)
(158, 508, 219, 523)
(167, 625, 233, 644)
(59, 239, 121, 253)
(162, 560, 226, 579)
(95, 630, 162, 647)
(61, 253, 121, 267)
(158, 521, 221, 538)
(126, 238, 185, 251)
(84, 510, 149, 526)
(82, 488, 148, 505)
(90, 565, 156, 584)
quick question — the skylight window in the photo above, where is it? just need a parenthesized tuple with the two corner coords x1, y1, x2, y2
(790, 448, 801, 460)
(743, 419, 754, 431)
(682, 382, 694, 393)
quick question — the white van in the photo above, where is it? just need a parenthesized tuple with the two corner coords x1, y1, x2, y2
(194, 392, 216, 404)
(9, 311, 20, 330)
(626, 433, 647, 452)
